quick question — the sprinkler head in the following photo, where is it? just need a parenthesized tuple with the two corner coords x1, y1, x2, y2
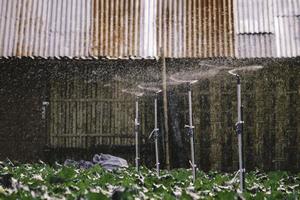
(137, 83, 162, 94)
(121, 89, 144, 97)
(190, 80, 198, 84)
(228, 65, 263, 77)
(169, 75, 198, 85)
(228, 69, 239, 77)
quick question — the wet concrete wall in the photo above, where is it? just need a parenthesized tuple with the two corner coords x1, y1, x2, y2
(0, 57, 299, 172)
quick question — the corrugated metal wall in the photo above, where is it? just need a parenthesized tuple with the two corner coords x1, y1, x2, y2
(156, 0, 234, 57)
(274, 0, 300, 57)
(91, 0, 144, 57)
(90, 0, 235, 57)
(0, 0, 234, 58)
(0, 0, 92, 58)
(234, 0, 300, 58)
(0, 0, 299, 58)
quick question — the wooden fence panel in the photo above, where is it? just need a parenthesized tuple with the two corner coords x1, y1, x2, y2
(49, 77, 140, 148)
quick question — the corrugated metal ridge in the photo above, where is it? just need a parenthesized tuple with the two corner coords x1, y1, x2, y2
(0, 55, 158, 60)
(234, 0, 300, 58)
(238, 32, 273, 35)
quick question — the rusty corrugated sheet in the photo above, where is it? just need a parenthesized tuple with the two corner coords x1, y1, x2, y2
(1, 0, 299, 58)
(0, 0, 92, 58)
(234, 0, 300, 58)
(0, 0, 234, 58)
(91, 0, 144, 57)
(156, 0, 235, 57)
(91, 0, 235, 57)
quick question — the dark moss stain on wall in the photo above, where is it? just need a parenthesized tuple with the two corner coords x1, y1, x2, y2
(0, 57, 300, 172)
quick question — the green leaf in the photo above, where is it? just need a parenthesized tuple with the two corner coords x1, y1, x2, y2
(86, 192, 108, 200)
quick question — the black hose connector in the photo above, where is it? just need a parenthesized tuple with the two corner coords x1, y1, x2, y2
(235, 106, 244, 135)
(187, 82, 192, 92)
(236, 75, 240, 84)
(236, 122, 243, 135)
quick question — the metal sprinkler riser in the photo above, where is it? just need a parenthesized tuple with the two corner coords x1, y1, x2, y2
(148, 94, 160, 177)
(134, 98, 140, 172)
(184, 83, 196, 183)
(236, 75, 245, 193)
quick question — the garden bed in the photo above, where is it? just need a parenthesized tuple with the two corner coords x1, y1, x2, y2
(0, 160, 299, 199)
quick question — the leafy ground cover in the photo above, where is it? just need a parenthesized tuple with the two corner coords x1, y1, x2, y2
(0, 160, 299, 199)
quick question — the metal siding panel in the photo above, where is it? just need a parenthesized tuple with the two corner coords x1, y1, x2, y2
(297, 18, 300, 55)
(0, 0, 243, 58)
(61, 0, 67, 56)
(109, 0, 113, 56)
(3, 0, 12, 57)
(2, 0, 297, 58)
(235, 0, 300, 58)
(33, 0, 40, 55)
(1, 0, 6, 55)
(7, 0, 17, 56)
(0, 1, 3, 55)
(87, 0, 92, 56)
(54, 0, 60, 57)
(29, 0, 37, 56)
(168, 0, 172, 57)
(75, 0, 80, 57)
(79, 0, 84, 57)
(39, 0, 47, 57)
(24, 0, 32, 56)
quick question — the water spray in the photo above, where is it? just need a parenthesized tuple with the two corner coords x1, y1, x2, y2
(122, 89, 144, 172)
(138, 84, 162, 177)
(228, 65, 263, 193)
(170, 76, 198, 183)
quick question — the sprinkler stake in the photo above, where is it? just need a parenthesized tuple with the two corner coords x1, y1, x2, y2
(236, 75, 245, 193)
(121, 89, 144, 172)
(149, 93, 160, 177)
(228, 72, 245, 193)
(185, 83, 196, 183)
(134, 97, 140, 172)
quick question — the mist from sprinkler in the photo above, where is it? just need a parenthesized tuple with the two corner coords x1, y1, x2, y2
(121, 89, 144, 97)
(228, 65, 263, 77)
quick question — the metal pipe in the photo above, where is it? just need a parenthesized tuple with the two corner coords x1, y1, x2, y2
(227, 69, 246, 193)
(137, 84, 161, 177)
(185, 84, 196, 183)
(135, 97, 140, 172)
(228, 69, 246, 193)
(154, 94, 160, 177)
(121, 89, 144, 172)
(236, 77, 245, 192)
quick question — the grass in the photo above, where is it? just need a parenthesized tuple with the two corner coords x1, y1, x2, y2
(0, 160, 299, 199)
